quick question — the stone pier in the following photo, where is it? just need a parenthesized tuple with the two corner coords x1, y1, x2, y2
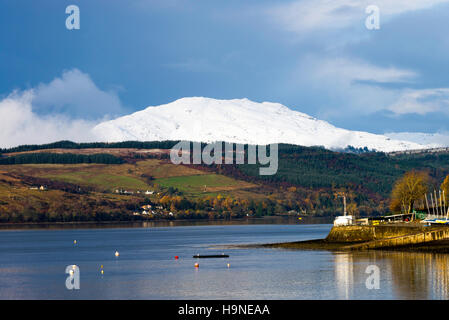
(327, 225, 449, 250)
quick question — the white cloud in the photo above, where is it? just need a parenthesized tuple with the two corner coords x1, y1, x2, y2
(284, 56, 417, 116)
(0, 69, 124, 148)
(284, 55, 449, 123)
(386, 88, 449, 115)
(264, 0, 449, 121)
(286, 56, 449, 121)
(32, 69, 124, 120)
(0, 91, 98, 148)
(269, 0, 449, 35)
(311, 57, 416, 84)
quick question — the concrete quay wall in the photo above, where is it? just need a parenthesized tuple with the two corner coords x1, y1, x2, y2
(330, 225, 449, 251)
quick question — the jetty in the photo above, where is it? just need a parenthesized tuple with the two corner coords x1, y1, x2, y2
(260, 224, 449, 253)
(259, 189, 449, 252)
(330, 225, 449, 250)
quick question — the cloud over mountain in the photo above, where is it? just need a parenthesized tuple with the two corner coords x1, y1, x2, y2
(0, 69, 125, 148)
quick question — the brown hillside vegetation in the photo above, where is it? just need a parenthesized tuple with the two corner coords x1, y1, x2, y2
(0, 155, 265, 223)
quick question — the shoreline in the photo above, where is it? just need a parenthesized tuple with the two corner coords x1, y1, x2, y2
(252, 238, 449, 253)
(0, 216, 332, 230)
(250, 224, 449, 254)
(243, 239, 360, 251)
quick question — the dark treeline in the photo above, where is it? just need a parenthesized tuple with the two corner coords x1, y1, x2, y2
(0, 140, 182, 154)
(1, 140, 328, 156)
(0, 153, 124, 165)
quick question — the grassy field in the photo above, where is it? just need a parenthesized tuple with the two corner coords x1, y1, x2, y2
(1, 159, 211, 192)
(43, 171, 149, 190)
(155, 174, 256, 196)
(0, 159, 259, 201)
(133, 160, 207, 179)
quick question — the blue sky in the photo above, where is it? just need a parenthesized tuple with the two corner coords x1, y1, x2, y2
(1, 0, 449, 147)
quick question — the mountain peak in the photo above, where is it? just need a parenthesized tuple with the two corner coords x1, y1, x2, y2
(92, 97, 426, 152)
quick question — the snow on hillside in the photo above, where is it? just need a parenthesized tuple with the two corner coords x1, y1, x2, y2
(92, 97, 428, 152)
(384, 132, 449, 149)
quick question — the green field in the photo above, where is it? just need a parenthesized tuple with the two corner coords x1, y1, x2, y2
(154, 174, 254, 195)
(43, 171, 149, 190)
(2, 160, 256, 197)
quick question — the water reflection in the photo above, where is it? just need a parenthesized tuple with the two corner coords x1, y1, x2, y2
(388, 251, 429, 299)
(334, 251, 449, 300)
(2, 222, 449, 300)
(334, 253, 353, 299)
(431, 254, 449, 299)
(0, 216, 332, 231)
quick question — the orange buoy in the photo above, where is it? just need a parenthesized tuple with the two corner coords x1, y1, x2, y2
(194, 263, 199, 268)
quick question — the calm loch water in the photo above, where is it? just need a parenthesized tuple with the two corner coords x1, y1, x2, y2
(0, 220, 448, 299)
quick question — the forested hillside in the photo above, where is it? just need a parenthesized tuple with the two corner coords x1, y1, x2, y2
(2, 141, 449, 222)
(229, 144, 449, 216)
(0, 153, 123, 165)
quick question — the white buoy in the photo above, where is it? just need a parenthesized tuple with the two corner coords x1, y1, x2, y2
(115, 250, 119, 257)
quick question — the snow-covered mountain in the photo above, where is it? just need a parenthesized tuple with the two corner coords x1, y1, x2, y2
(92, 97, 429, 152)
(384, 132, 449, 148)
